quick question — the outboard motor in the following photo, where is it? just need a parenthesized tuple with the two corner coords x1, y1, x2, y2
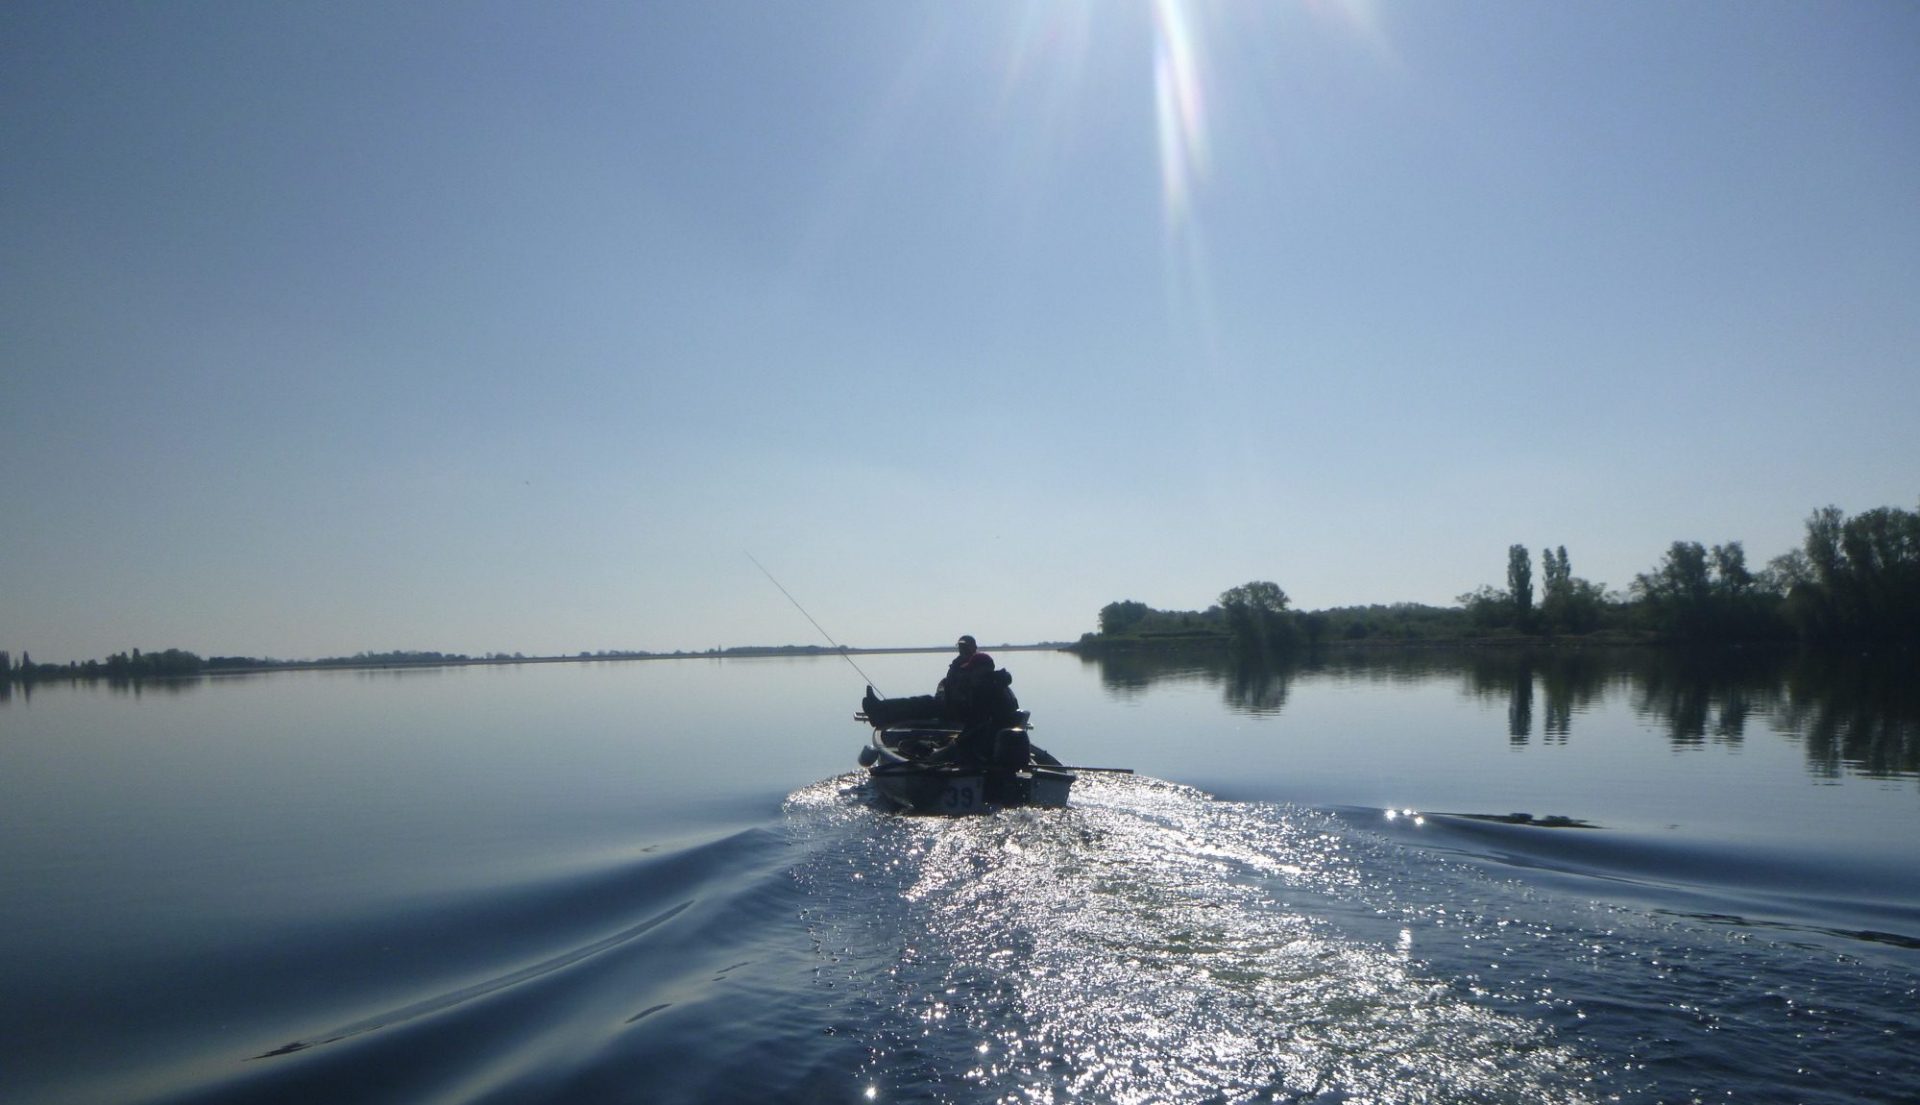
(990, 726, 1031, 769)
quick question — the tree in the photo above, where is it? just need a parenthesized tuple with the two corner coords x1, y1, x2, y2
(1632, 541, 1713, 637)
(1778, 503, 1920, 644)
(1632, 540, 1784, 641)
(1457, 585, 1512, 628)
(1539, 546, 1604, 634)
(1219, 581, 1291, 615)
(1099, 600, 1152, 636)
(1541, 546, 1570, 601)
(1508, 545, 1534, 628)
(1218, 581, 1296, 654)
(1712, 543, 1754, 593)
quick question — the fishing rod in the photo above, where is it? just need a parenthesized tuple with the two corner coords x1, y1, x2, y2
(746, 553, 884, 696)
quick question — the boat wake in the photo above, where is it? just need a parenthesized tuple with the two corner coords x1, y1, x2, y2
(130, 827, 831, 1105)
(106, 775, 1911, 1105)
(783, 772, 1596, 1104)
(785, 771, 1920, 1104)
(1375, 807, 1920, 957)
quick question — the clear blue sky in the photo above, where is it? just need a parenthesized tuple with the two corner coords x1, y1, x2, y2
(5, 1, 1917, 662)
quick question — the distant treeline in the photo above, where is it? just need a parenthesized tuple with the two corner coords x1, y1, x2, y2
(9, 503, 1913, 682)
(1077, 501, 1920, 653)
(0, 648, 492, 682)
(1, 643, 911, 684)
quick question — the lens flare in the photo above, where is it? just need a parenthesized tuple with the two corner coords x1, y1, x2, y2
(1151, 0, 1209, 236)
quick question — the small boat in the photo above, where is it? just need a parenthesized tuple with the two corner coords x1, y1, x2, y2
(855, 710, 1076, 814)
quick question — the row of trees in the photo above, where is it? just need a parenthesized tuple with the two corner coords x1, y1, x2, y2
(1629, 541, 1783, 641)
(1091, 584, 1493, 653)
(1610, 503, 1916, 644)
(5, 648, 493, 682)
(1085, 502, 1918, 652)
(1772, 506, 1920, 644)
(1094, 582, 1301, 655)
(14, 506, 1912, 679)
(1437, 503, 1916, 646)
(2, 648, 211, 681)
(1460, 544, 1609, 634)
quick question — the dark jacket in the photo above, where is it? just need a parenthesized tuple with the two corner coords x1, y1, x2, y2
(942, 651, 1013, 723)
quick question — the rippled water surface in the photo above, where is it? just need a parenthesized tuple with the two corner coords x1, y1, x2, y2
(2, 649, 1914, 1103)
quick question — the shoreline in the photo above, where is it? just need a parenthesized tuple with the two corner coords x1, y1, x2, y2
(4, 643, 1075, 684)
(12, 634, 1901, 688)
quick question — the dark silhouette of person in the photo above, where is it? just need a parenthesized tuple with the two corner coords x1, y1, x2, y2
(861, 635, 1018, 738)
(937, 635, 995, 721)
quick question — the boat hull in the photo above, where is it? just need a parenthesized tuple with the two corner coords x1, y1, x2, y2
(861, 723, 1075, 814)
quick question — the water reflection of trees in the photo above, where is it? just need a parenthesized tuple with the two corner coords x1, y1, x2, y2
(0, 674, 209, 706)
(1775, 654, 1920, 780)
(1078, 648, 1293, 716)
(1080, 649, 1227, 697)
(1455, 650, 1619, 744)
(1625, 650, 1789, 749)
(1079, 646, 1919, 779)
(1621, 650, 1919, 778)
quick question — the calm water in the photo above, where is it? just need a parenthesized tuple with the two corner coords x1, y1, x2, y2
(1, 648, 1915, 1104)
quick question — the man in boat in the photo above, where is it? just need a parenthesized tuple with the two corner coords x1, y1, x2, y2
(940, 635, 1023, 764)
(939, 634, 994, 713)
(860, 635, 1018, 735)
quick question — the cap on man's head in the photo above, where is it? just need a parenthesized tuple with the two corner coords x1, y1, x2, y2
(957, 635, 976, 648)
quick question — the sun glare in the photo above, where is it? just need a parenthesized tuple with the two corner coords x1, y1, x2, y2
(1152, 0, 1209, 236)
(982, 1, 1394, 243)
(1149, 0, 1393, 232)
